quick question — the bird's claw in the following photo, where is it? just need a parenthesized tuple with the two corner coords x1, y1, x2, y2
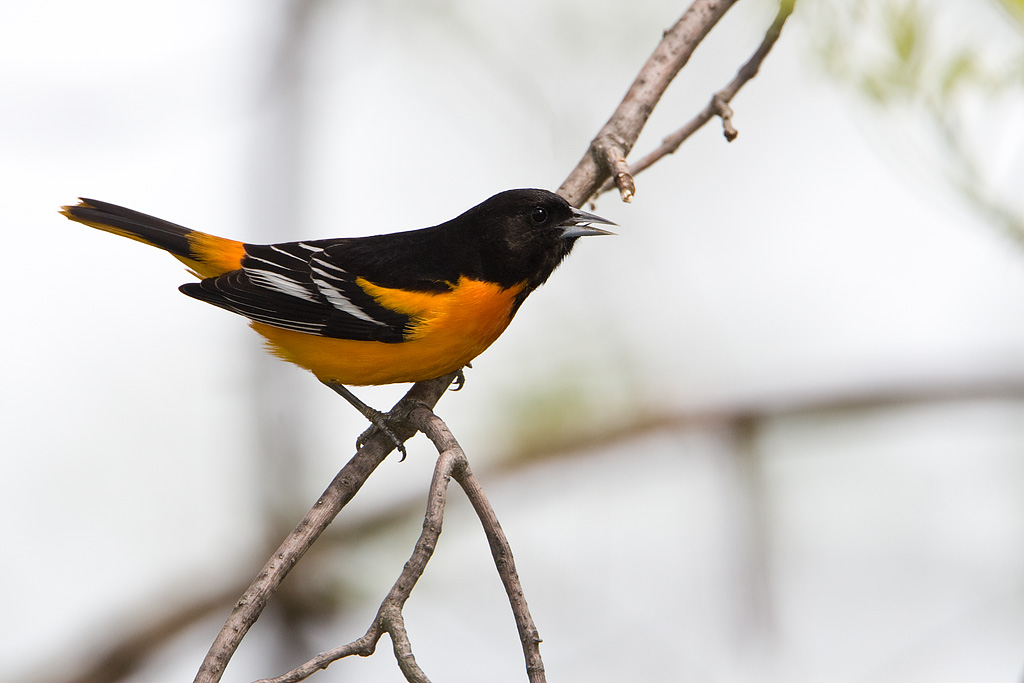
(450, 364, 471, 392)
(356, 413, 408, 460)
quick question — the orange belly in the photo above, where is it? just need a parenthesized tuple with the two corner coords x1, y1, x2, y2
(250, 277, 527, 385)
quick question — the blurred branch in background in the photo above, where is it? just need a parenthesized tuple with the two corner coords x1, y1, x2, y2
(243, 0, 323, 671)
(807, 0, 1024, 241)
(44, 370, 1024, 683)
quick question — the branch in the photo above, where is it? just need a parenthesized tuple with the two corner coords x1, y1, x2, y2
(253, 446, 460, 683)
(414, 408, 546, 682)
(254, 406, 544, 683)
(557, 0, 741, 206)
(193, 373, 458, 683)
(596, 0, 797, 197)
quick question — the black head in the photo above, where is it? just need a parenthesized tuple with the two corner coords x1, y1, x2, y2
(449, 188, 615, 290)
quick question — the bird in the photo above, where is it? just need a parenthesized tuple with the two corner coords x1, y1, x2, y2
(60, 189, 615, 455)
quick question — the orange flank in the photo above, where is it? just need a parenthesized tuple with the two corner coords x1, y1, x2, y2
(252, 277, 528, 385)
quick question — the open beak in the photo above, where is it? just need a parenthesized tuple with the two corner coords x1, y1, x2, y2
(559, 207, 617, 239)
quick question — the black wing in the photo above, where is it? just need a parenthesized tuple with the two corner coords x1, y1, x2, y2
(180, 240, 412, 343)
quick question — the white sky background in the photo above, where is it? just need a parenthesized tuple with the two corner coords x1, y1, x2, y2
(3, 0, 1024, 681)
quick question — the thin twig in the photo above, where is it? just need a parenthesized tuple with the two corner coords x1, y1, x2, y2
(254, 446, 462, 683)
(557, 0, 742, 207)
(257, 407, 547, 683)
(193, 374, 458, 683)
(413, 409, 546, 683)
(596, 0, 796, 197)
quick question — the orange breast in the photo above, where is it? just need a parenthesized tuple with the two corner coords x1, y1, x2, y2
(250, 277, 527, 386)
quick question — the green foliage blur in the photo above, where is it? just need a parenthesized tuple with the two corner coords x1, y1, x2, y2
(808, 0, 1024, 240)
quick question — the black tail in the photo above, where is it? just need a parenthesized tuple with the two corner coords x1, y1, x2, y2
(60, 197, 195, 258)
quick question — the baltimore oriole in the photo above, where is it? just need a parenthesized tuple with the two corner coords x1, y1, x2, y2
(61, 189, 615, 454)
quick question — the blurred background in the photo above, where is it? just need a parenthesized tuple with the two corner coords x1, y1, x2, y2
(3, 0, 1024, 681)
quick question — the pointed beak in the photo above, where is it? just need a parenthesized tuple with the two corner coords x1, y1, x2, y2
(560, 207, 617, 239)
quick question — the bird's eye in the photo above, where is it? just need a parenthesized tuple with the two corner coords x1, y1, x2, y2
(530, 207, 548, 224)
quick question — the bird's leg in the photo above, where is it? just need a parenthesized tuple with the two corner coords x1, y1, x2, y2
(322, 381, 407, 459)
(450, 363, 471, 391)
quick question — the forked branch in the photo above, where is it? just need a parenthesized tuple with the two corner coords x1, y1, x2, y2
(557, 0, 742, 206)
(254, 407, 543, 683)
(595, 0, 796, 198)
(193, 375, 457, 683)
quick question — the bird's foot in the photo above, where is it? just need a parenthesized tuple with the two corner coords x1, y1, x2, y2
(323, 381, 408, 459)
(450, 364, 471, 392)
(355, 410, 407, 460)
